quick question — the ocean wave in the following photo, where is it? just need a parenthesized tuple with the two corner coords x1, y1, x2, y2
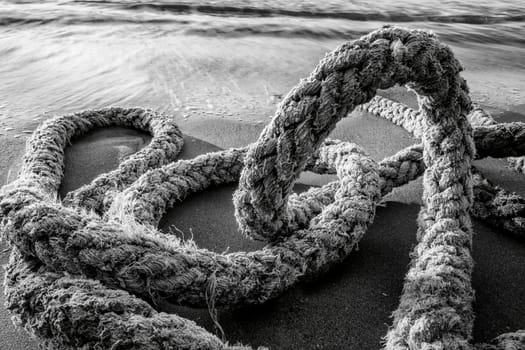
(1, 16, 524, 47)
(0, 0, 524, 46)
(0, 0, 524, 26)
(75, 0, 525, 24)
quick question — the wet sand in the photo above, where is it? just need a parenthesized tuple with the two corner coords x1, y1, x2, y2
(0, 92, 524, 349)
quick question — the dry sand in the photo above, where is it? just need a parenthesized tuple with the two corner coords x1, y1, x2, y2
(0, 93, 524, 349)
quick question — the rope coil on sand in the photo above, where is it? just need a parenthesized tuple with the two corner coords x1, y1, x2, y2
(1, 26, 524, 349)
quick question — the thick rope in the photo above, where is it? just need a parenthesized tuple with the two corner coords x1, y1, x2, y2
(357, 95, 525, 348)
(1, 27, 524, 349)
(10, 107, 184, 213)
(116, 133, 525, 238)
(3, 140, 379, 307)
(5, 250, 247, 350)
(360, 95, 525, 167)
(359, 95, 525, 237)
(1, 107, 380, 349)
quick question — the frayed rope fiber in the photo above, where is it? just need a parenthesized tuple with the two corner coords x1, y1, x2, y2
(1, 26, 524, 349)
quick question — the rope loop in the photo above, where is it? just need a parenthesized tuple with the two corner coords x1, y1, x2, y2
(233, 26, 472, 242)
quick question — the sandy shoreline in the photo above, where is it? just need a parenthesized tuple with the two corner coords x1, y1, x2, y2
(0, 87, 524, 348)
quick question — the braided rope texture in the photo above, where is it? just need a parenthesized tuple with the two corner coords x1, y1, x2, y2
(0, 26, 524, 349)
(360, 95, 525, 172)
(359, 96, 525, 237)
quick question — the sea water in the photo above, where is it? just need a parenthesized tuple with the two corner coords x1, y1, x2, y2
(0, 0, 524, 127)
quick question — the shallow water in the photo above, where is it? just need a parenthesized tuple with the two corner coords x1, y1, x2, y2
(0, 0, 524, 130)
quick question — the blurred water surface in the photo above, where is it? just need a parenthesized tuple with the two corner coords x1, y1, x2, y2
(0, 0, 524, 126)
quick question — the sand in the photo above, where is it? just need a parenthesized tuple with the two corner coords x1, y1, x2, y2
(0, 97, 524, 349)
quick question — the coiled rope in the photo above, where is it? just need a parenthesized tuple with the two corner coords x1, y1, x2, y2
(1, 26, 524, 349)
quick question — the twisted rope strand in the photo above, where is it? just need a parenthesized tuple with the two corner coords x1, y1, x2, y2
(359, 95, 525, 237)
(3, 144, 379, 307)
(5, 249, 247, 350)
(360, 95, 525, 166)
(3, 107, 183, 213)
(357, 84, 525, 350)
